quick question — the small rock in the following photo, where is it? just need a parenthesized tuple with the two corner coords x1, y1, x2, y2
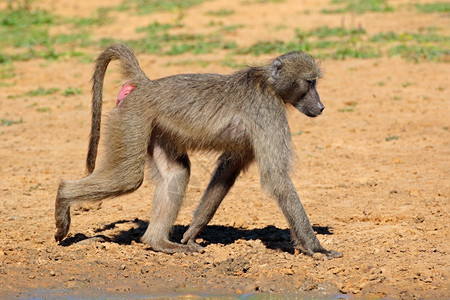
(283, 268, 295, 275)
(409, 189, 421, 197)
(413, 214, 425, 223)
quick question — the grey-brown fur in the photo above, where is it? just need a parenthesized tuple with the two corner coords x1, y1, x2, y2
(55, 43, 342, 258)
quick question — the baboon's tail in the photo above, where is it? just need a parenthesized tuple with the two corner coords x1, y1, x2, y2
(86, 43, 148, 174)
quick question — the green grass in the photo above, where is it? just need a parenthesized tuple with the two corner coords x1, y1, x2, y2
(402, 82, 412, 88)
(221, 55, 247, 69)
(309, 26, 366, 38)
(220, 24, 244, 33)
(330, 43, 380, 59)
(52, 32, 92, 47)
(389, 44, 449, 62)
(0, 1, 447, 65)
(27, 87, 60, 96)
(239, 26, 380, 59)
(239, 24, 447, 62)
(127, 0, 206, 15)
(0, 8, 54, 48)
(207, 9, 235, 17)
(0, 64, 15, 79)
(1, 118, 24, 126)
(256, 0, 285, 3)
(371, 31, 449, 43)
(291, 131, 304, 136)
(37, 107, 51, 113)
(136, 22, 175, 34)
(338, 101, 357, 112)
(66, 7, 112, 27)
(322, 0, 394, 14)
(370, 30, 450, 62)
(385, 135, 399, 141)
(166, 39, 236, 55)
(7, 87, 60, 99)
(62, 87, 82, 96)
(0, 7, 53, 27)
(416, 2, 450, 13)
(0, 7, 95, 63)
(107, 21, 237, 56)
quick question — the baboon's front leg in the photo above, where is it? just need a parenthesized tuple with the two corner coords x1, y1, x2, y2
(181, 153, 249, 246)
(270, 176, 342, 259)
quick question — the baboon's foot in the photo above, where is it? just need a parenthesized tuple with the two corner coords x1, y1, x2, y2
(146, 238, 204, 254)
(321, 249, 343, 259)
(302, 247, 343, 259)
(55, 221, 70, 242)
(295, 242, 343, 259)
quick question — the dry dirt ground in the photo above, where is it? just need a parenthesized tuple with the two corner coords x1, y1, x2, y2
(0, 0, 449, 298)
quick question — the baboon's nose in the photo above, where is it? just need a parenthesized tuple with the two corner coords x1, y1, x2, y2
(317, 101, 325, 114)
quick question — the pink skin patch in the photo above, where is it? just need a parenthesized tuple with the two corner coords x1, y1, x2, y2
(116, 82, 135, 106)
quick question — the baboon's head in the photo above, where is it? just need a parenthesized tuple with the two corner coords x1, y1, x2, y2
(270, 52, 325, 117)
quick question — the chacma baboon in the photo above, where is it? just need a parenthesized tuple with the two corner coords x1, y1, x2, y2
(55, 43, 342, 258)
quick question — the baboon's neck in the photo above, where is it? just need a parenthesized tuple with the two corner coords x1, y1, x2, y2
(232, 66, 272, 92)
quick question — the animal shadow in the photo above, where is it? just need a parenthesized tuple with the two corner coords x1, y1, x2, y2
(60, 219, 335, 254)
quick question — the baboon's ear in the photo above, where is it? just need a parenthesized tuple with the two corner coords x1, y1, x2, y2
(270, 58, 283, 79)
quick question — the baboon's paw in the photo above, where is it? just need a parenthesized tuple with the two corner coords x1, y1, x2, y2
(180, 226, 200, 244)
(185, 240, 205, 252)
(325, 249, 343, 259)
(149, 239, 204, 254)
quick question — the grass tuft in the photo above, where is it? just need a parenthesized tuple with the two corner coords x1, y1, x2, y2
(416, 2, 450, 13)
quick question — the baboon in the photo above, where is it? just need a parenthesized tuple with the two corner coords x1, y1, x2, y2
(55, 43, 342, 259)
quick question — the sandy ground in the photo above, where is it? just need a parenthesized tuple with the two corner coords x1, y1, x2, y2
(0, 0, 449, 298)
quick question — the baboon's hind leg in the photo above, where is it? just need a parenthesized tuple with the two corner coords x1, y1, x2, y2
(55, 111, 149, 242)
(141, 137, 200, 253)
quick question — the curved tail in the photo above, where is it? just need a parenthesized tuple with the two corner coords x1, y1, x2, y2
(86, 43, 148, 174)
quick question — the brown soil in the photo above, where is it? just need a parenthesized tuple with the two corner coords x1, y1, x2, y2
(0, 0, 449, 298)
